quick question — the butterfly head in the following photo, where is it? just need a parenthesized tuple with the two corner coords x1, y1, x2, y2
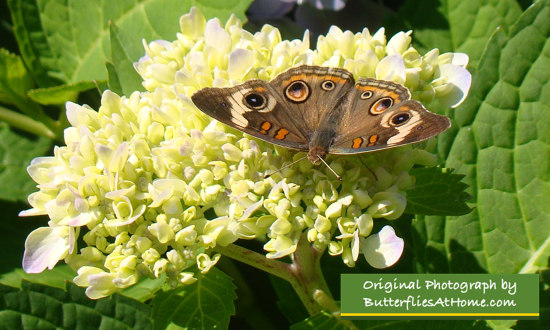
(307, 146, 327, 164)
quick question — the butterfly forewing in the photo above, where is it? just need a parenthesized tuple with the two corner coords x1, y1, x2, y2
(191, 79, 310, 150)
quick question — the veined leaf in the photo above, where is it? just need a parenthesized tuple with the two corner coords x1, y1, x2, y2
(418, 0, 550, 275)
(406, 167, 471, 216)
(0, 281, 152, 329)
(0, 122, 51, 202)
(8, 0, 251, 86)
(151, 268, 236, 329)
(392, 0, 522, 68)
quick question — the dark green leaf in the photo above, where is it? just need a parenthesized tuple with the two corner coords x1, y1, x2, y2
(290, 312, 348, 330)
(0, 122, 51, 202)
(270, 274, 307, 324)
(406, 167, 471, 216)
(0, 48, 34, 106)
(151, 267, 236, 330)
(0, 281, 152, 329)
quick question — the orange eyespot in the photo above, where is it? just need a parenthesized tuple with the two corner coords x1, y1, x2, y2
(285, 80, 310, 103)
(370, 97, 393, 115)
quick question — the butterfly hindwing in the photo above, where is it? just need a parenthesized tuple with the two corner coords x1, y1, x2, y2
(329, 78, 451, 154)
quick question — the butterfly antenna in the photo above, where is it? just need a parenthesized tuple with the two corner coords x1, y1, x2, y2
(358, 157, 378, 181)
(264, 155, 308, 179)
(317, 156, 342, 181)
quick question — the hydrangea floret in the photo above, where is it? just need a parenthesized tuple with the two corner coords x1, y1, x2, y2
(20, 7, 470, 308)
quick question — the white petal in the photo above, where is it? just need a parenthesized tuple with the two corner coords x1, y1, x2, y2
(434, 64, 472, 108)
(351, 230, 360, 261)
(386, 31, 412, 55)
(439, 52, 469, 67)
(239, 197, 264, 221)
(228, 49, 255, 80)
(376, 54, 406, 84)
(361, 225, 404, 269)
(179, 7, 206, 39)
(23, 227, 69, 273)
(204, 19, 231, 53)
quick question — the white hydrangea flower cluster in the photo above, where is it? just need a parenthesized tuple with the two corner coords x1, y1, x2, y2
(20, 7, 470, 299)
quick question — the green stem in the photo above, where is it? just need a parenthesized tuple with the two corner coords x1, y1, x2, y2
(213, 244, 295, 282)
(288, 235, 334, 315)
(215, 235, 350, 322)
(0, 104, 57, 139)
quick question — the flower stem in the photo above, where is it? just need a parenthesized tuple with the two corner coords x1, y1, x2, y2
(214, 235, 345, 319)
(213, 243, 295, 282)
(0, 104, 57, 139)
(288, 235, 335, 315)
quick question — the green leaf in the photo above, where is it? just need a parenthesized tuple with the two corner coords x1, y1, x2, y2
(0, 122, 51, 202)
(406, 167, 471, 216)
(447, 0, 522, 68)
(106, 61, 123, 95)
(119, 275, 165, 302)
(8, 0, 251, 86)
(151, 268, 236, 330)
(27, 81, 97, 105)
(426, 0, 550, 274)
(391, 0, 522, 68)
(270, 275, 307, 324)
(290, 312, 348, 330)
(0, 266, 75, 290)
(0, 48, 34, 107)
(0, 281, 152, 329)
(291, 315, 487, 330)
(109, 22, 145, 96)
(8, 0, 60, 87)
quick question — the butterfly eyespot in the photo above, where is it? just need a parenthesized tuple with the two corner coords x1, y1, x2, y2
(390, 112, 411, 126)
(360, 91, 373, 99)
(243, 93, 266, 110)
(321, 80, 335, 91)
(369, 97, 394, 115)
(220, 101, 227, 107)
(285, 80, 310, 103)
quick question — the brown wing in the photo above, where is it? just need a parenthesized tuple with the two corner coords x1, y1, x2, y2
(191, 79, 310, 150)
(268, 65, 355, 136)
(329, 78, 451, 154)
(192, 65, 356, 151)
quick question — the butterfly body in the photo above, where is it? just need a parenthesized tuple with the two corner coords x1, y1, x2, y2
(191, 65, 450, 164)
